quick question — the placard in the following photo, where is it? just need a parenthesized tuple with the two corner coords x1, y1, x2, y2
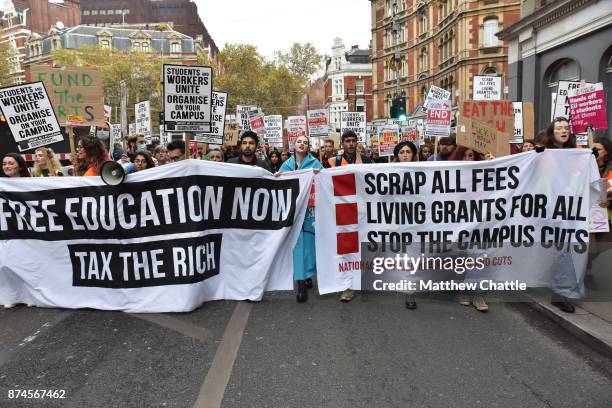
(248, 110, 266, 140)
(135, 100, 152, 143)
(340, 112, 366, 144)
(377, 124, 399, 157)
(0, 81, 63, 152)
(264, 115, 283, 148)
(459, 100, 515, 137)
(426, 99, 452, 136)
(424, 85, 451, 109)
(473, 76, 502, 101)
(400, 125, 418, 144)
(193, 91, 227, 144)
(31, 66, 105, 127)
(237, 105, 258, 131)
(568, 82, 608, 134)
(307, 109, 329, 136)
(287, 116, 307, 151)
(224, 123, 240, 146)
(457, 117, 511, 157)
(554, 80, 581, 120)
(163, 64, 212, 133)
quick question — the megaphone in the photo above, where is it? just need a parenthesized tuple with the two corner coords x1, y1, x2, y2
(100, 160, 127, 185)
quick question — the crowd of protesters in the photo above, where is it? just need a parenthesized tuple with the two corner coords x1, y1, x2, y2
(2, 117, 611, 314)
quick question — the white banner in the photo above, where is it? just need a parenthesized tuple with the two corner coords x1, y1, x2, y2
(163, 64, 212, 133)
(135, 100, 152, 143)
(194, 91, 227, 145)
(0, 81, 63, 152)
(340, 112, 366, 144)
(473, 76, 502, 101)
(0, 161, 313, 312)
(315, 151, 598, 298)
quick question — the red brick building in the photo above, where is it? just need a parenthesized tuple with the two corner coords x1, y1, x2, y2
(323, 38, 373, 128)
(370, 0, 520, 119)
(78, 0, 218, 63)
(0, 0, 80, 83)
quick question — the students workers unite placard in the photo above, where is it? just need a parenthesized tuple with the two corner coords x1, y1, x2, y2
(163, 64, 213, 133)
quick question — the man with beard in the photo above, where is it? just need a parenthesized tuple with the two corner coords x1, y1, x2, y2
(227, 131, 272, 171)
(427, 136, 455, 161)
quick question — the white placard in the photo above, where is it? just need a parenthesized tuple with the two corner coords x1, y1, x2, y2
(0, 81, 63, 152)
(340, 112, 367, 144)
(512, 102, 524, 144)
(473, 76, 502, 100)
(237, 105, 258, 130)
(424, 85, 451, 109)
(163, 64, 212, 133)
(193, 91, 227, 145)
(135, 100, 152, 143)
(307, 109, 330, 136)
(264, 115, 283, 142)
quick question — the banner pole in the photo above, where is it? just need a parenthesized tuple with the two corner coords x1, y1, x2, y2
(68, 126, 76, 155)
(184, 132, 191, 160)
(433, 135, 439, 161)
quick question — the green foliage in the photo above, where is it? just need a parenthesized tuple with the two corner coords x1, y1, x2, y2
(274, 42, 324, 81)
(0, 41, 15, 87)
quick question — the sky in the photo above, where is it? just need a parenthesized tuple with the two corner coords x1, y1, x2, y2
(194, 0, 371, 58)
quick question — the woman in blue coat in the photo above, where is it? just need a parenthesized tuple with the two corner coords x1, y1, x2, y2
(279, 135, 323, 302)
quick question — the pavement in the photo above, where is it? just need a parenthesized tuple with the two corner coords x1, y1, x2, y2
(1, 291, 612, 408)
(528, 242, 612, 358)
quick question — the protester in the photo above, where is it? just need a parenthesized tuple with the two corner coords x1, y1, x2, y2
(427, 136, 455, 161)
(541, 117, 576, 149)
(2, 153, 30, 177)
(278, 135, 323, 302)
(393, 140, 418, 163)
(74, 136, 109, 176)
(357, 144, 367, 159)
(269, 149, 282, 172)
(227, 131, 272, 171)
(167, 140, 186, 162)
(370, 148, 385, 164)
(208, 147, 225, 163)
(449, 146, 482, 161)
(154, 145, 169, 166)
(328, 130, 372, 168)
(522, 140, 535, 152)
(328, 130, 371, 302)
(321, 139, 336, 168)
(280, 150, 291, 162)
(133, 151, 155, 172)
(393, 141, 419, 309)
(32, 147, 64, 177)
(419, 143, 432, 161)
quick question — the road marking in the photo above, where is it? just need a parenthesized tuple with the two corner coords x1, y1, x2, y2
(128, 313, 209, 342)
(193, 301, 252, 408)
(0, 310, 73, 367)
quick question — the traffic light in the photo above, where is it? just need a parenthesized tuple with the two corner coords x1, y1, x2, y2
(391, 96, 407, 121)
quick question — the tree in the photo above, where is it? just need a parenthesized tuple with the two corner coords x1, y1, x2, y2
(0, 41, 15, 87)
(274, 42, 324, 81)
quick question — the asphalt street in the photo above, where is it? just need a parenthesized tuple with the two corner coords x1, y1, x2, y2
(1, 291, 611, 408)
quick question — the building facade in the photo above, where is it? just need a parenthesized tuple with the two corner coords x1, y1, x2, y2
(0, 0, 81, 84)
(23, 24, 199, 70)
(78, 0, 218, 63)
(497, 0, 612, 136)
(323, 38, 373, 128)
(370, 0, 520, 119)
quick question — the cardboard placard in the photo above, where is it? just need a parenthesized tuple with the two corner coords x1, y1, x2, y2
(459, 100, 515, 137)
(223, 123, 239, 146)
(193, 91, 227, 145)
(30, 66, 105, 127)
(457, 117, 511, 157)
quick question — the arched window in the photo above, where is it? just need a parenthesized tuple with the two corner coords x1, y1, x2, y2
(420, 47, 428, 71)
(544, 59, 580, 124)
(421, 86, 427, 104)
(483, 66, 497, 75)
(483, 18, 499, 47)
(420, 13, 427, 34)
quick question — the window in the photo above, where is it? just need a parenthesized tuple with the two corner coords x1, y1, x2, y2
(385, 29, 391, 48)
(421, 86, 427, 104)
(483, 66, 497, 75)
(483, 18, 499, 47)
(115, 10, 123, 15)
(401, 56, 407, 78)
(334, 79, 343, 96)
(132, 41, 141, 51)
(124, 9, 130, 14)
(100, 10, 106, 15)
(420, 47, 428, 71)
(100, 39, 111, 49)
(83, 10, 90, 16)
(334, 57, 341, 70)
(544, 59, 580, 122)
(356, 79, 364, 94)
(141, 42, 150, 52)
(91, 10, 98, 15)
(170, 42, 181, 53)
(356, 100, 365, 112)
(420, 13, 427, 34)
(399, 23, 406, 43)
